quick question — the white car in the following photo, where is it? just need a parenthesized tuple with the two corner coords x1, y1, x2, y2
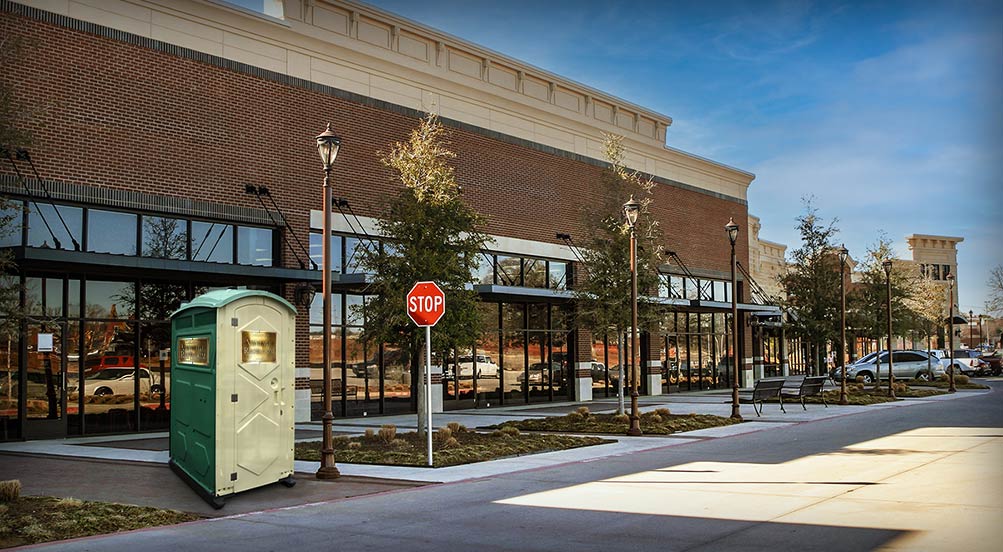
(77, 367, 155, 396)
(456, 354, 500, 378)
(928, 349, 986, 377)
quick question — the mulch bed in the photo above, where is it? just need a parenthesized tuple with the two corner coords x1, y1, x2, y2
(294, 426, 612, 467)
(0, 496, 200, 548)
(490, 408, 740, 435)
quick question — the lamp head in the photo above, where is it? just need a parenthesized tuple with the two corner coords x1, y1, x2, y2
(622, 196, 640, 229)
(725, 217, 739, 246)
(838, 244, 849, 265)
(882, 258, 892, 275)
(316, 123, 342, 170)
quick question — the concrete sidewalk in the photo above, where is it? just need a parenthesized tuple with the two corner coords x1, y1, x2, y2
(0, 386, 987, 488)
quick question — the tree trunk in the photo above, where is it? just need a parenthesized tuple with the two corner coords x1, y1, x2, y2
(617, 331, 625, 416)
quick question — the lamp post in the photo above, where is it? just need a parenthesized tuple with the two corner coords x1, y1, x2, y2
(725, 217, 742, 421)
(838, 245, 849, 405)
(968, 310, 974, 349)
(978, 314, 984, 349)
(617, 197, 641, 437)
(623, 196, 642, 436)
(882, 259, 896, 399)
(947, 273, 956, 393)
(316, 123, 342, 480)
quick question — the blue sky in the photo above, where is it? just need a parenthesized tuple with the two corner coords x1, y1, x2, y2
(366, 0, 1002, 314)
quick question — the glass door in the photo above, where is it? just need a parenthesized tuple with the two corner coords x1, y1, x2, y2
(24, 323, 67, 439)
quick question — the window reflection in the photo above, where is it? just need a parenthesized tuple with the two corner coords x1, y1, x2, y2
(473, 253, 494, 285)
(495, 255, 521, 286)
(549, 261, 568, 290)
(309, 233, 342, 274)
(237, 226, 273, 266)
(28, 204, 82, 250)
(523, 258, 546, 288)
(191, 221, 233, 263)
(85, 281, 136, 319)
(87, 209, 137, 255)
(25, 277, 62, 317)
(138, 283, 187, 321)
(344, 237, 367, 273)
(143, 216, 187, 260)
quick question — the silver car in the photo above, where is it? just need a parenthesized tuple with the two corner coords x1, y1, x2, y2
(839, 350, 944, 383)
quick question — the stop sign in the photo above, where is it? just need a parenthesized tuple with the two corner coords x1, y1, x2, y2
(406, 281, 445, 327)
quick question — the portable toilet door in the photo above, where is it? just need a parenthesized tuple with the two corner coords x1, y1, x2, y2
(219, 294, 296, 495)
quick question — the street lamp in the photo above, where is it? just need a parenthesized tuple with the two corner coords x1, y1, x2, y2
(968, 310, 974, 348)
(947, 273, 956, 393)
(882, 259, 896, 399)
(838, 245, 849, 405)
(623, 196, 642, 436)
(316, 123, 342, 480)
(978, 314, 984, 349)
(725, 217, 742, 421)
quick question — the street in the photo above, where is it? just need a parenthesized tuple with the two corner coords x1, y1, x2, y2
(22, 382, 1002, 552)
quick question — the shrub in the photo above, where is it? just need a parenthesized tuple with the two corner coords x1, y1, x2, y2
(364, 428, 375, 438)
(956, 374, 970, 385)
(613, 413, 629, 423)
(347, 441, 362, 450)
(566, 411, 584, 421)
(0, 480, 21, 502)
(378, 424, 397, 444)
(442, 437, 459, 449)
(575, 406, 591, 418)
(499, 426, 520, 437)
(654, 408, 671, 418)
(388, 439, 410, 451)
(855, 376, 865, 383)
(446, 422, 466, 434)
(434, 427, 452, 446)
(647, 414, 662, 423)
(490, 430, 506, 439)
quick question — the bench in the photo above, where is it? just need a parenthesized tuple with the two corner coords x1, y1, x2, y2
(780, 375, 828, 410)
(737, 377, 786, 416)
(310, 379, 359, 403)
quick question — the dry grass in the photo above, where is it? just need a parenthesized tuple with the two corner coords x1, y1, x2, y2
(0, 496, 200, 548)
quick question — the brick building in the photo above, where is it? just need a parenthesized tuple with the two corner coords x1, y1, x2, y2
(0, 0, 775, 441)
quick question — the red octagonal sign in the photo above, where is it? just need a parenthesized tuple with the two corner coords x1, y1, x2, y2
(406, 281, 445, 327)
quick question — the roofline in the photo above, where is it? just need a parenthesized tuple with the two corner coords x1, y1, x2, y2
(347, 0, 674, 127)
(663, 143, 756, 180)
(906, 234, 965, 242)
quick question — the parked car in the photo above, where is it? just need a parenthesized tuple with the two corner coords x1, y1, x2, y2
(837, 350, 944, 383)
(977, 350, 1002, 376)
(518, 362, 565, 385)
(589, 361, 609, 382)
(455, 354, 500, 378)
(950, 349, 987, 377)
(77, 367, 156, 396)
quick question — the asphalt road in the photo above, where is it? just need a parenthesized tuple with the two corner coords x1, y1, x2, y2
(22, 382, 1003, 552)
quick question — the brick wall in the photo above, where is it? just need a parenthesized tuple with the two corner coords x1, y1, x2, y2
(1, 9, 750, 378)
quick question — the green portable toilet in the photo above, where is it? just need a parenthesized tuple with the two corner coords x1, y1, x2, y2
(169, 289, 297, 508)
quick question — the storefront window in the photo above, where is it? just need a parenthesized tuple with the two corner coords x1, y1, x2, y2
(523, 258, 547, 288)
(81, 321, 137, 434)
(344, 237, 366, 273)
(87, 209, 137, 255)
(495, 255, 521, 286)
(549, 261, 568, 290)
(473, 253, 494, 284)
(26, 277, 63, 317)
(28, 204, 82, 250)
(0, 327, 18, 439)
(142, 216, 187, 260)
(309, 233, 343, 274)
(85, 280, 136, 319)
(191, 221, 233, 263)
(237, 225, 273, 266)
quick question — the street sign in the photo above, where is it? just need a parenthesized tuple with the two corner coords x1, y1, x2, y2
(406, 281, 445, 327)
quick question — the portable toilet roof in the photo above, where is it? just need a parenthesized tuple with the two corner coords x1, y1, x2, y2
(173, 289, 296, 318)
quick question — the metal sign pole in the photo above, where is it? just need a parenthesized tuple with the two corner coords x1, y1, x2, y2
(425, 325, 433, 467)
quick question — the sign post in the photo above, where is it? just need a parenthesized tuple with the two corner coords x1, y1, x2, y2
(406, 281, 446, 467)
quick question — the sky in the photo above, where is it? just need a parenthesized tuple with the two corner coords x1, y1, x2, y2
(365, 0, 1002, 314)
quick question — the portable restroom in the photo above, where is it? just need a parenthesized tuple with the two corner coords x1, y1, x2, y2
(169, 289, 296, 508)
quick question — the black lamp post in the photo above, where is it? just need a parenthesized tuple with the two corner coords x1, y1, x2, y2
(725, 217, 742, 420)
(623, 196, 642, 436)
(316, 123, 342, 480)
(947, 273, 956, 393)
(838, 245, 849, 405)
(978, 314, 984, 348)
(883, 259, 896, 399)
(968, 309, 974, 348)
